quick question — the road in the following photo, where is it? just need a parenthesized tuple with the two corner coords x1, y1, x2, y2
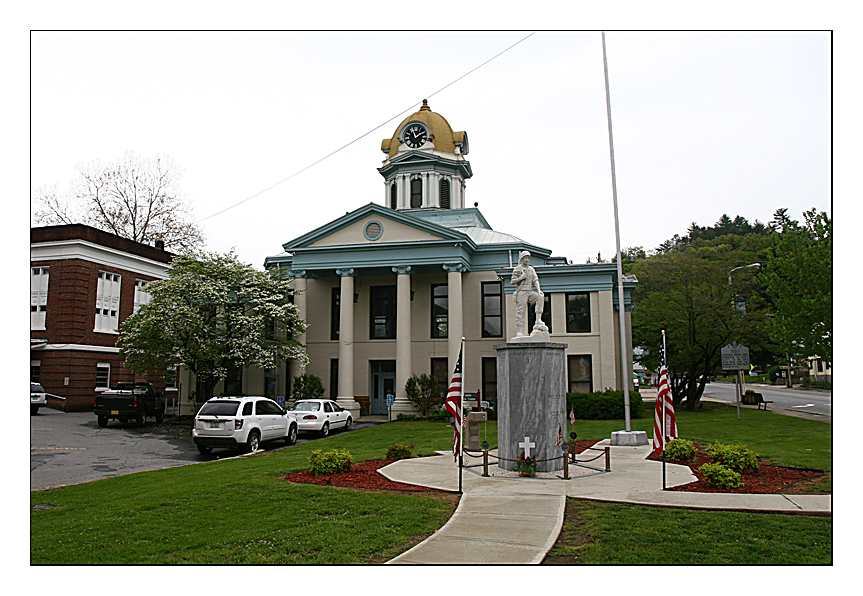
(701, 382, 832, 420)
(31, 408, 376, 491)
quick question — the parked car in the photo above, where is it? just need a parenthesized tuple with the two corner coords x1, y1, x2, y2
(94, 382, 164, 427)
(289, 399, 352, 437)
(192, 396, 298, 455)
(31, 382, 47, 415)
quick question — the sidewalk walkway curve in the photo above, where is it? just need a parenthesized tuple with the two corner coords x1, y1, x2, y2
(382, 441, 831, 565)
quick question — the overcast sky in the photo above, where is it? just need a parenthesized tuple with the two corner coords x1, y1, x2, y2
(30, 31, 831, 268)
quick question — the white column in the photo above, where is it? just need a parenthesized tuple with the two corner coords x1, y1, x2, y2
(289, 271, 308, 399)
(335, 269, 361, 419)
(392, 266, 414, 415)
(397, 174, 405, 209)
(384, 180, 389, 207)
(443, 263, 464, 379)
(421, 173, 429, 208)
(430, 174, 440, 208)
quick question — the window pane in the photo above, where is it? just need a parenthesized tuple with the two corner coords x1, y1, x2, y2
(331, 287, 340, 341)
(528, 293, 553, 333)
(566, 293, 590, 333)
(200, 401, 241, 416)
(568, 355, 592, 393)
(481, 282, 503, 338)
(370, 286, 396, 339)
(431, 284, 448, 338)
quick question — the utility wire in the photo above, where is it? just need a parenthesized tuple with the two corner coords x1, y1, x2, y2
(197, 32, 536, 224)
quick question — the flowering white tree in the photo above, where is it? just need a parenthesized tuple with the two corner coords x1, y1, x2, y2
(118, 251, 308, 403)
(33, 151, 204, 253)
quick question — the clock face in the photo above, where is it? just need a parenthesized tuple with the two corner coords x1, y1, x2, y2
(404, 124, 428, 148)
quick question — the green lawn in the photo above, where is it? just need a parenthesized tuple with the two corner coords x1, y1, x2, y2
(31, 421, 460, 564)
(565, 401, 831, 471)
(547, 500, 832, 565)
(32, 406, 831, 564)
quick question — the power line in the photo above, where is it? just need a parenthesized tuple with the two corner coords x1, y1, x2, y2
(197, 32, 536, 224)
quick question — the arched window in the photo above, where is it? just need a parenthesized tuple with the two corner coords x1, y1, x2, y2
(410, 178, 422, 208)
(439, 178, 451, 209)
(390, 182, 397, 209)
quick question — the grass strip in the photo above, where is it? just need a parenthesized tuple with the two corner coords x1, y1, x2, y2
(545, 499, 832, 565)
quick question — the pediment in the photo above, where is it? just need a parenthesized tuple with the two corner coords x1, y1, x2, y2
(283, 203, 467, 251)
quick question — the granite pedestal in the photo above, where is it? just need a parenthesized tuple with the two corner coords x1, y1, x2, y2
(495, 342, 567, 473)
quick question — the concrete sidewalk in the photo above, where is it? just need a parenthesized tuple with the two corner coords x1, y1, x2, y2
(383, 441, 831, 564)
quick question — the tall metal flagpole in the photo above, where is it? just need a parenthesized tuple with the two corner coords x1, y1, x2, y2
(602, 31, 632, 431)
(459, 337, 465, 494)
(661, 330, 667, 490)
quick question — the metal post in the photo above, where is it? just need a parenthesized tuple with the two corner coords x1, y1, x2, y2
(605, 446, 611, 472)
(482, 449, 489, 477)
(602, 31, 632, 431)
(736, 371, 741, 420)
(563, 452, 569, 480)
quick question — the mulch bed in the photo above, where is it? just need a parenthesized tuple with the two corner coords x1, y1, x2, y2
(646, 444, 826, 494)
(280, 459, 444, 493)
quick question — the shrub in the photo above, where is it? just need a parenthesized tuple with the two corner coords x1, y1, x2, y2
(423, 409, 450, 422)
(698, 462, 743, 489)
(386, 443, 416, 460)
(707, 442, 758, 474)
(396, 413, 417, 420)
(567, 389, 644, 420)
(292, 374, 325, 400)
(663, 438, 696, 462)
(404, 373, 443, 417)
(308, 448, 353, 476)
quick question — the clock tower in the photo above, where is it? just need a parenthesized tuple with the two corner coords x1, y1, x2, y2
(378, 100, 473, 211)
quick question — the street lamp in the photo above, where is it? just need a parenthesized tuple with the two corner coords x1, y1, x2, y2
(728, 263, 761, 285)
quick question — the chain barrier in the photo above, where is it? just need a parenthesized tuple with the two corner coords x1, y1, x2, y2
(460, 445, 611, 477)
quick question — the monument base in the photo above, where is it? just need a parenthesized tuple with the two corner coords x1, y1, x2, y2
(610, 430, 649, 446)
(495, 342, 567, 473)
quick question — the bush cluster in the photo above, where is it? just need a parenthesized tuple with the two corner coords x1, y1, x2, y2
(308, 448, 353, 476)
(707, 442, 759, 474)
(698, 462, 743, 489)
(566, 389, 644, 420)
(663, 438, 696, 462)
(386, 443, 417, 460)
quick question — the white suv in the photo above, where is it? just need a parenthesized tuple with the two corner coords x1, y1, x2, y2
(192, 396, 298, 455)
(31, 382, 47, 415)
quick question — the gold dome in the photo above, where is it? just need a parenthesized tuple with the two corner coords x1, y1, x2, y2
(381, 100, 468, 158)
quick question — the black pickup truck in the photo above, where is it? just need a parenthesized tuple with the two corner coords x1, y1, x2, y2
(94, 382, 165, 427)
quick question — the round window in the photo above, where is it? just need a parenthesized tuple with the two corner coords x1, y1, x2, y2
(364, 220, 383, 241)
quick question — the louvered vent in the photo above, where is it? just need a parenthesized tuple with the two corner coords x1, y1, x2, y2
(365, 222, 382, 240)
(439, 179, 451, 209)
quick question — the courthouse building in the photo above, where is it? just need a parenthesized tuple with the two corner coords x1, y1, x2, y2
(254, 100, 637, 419)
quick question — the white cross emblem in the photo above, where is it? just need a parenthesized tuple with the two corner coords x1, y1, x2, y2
(519, 436, 536, 458)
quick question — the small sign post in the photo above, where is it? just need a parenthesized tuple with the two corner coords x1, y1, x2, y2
(721, 342, 750, 420)
(386, 394, 394, 422)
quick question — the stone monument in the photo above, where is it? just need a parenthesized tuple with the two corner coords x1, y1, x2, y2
(495, 251, 567, 473)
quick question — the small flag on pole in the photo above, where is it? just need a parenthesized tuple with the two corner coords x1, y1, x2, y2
(556, 423, 564, 446)
(652, 337, 678, 453)
(444, 347, 463, 461)
(569, 408, 576, 426)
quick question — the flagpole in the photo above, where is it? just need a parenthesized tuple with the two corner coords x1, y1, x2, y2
(661, 330, 667, 490)
(602, 30, 632, 432)
(459, 337, 465, 494)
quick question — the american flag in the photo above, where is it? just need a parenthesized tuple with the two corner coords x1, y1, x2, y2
(444, 347, 463, 461)
(556, 423, 564, 446)
(569, 408, 576, 426)
(652, 337, 678, 453)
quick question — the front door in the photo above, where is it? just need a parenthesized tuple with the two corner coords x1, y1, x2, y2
(371, 361, 396, 415)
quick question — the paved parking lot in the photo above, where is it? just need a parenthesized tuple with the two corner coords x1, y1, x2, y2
(31, 407, 375, 491)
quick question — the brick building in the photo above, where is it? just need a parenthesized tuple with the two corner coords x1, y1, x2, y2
(30, 224, 173, 411)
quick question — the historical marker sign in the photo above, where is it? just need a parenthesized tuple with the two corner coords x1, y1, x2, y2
(721, 342, 750, 371)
